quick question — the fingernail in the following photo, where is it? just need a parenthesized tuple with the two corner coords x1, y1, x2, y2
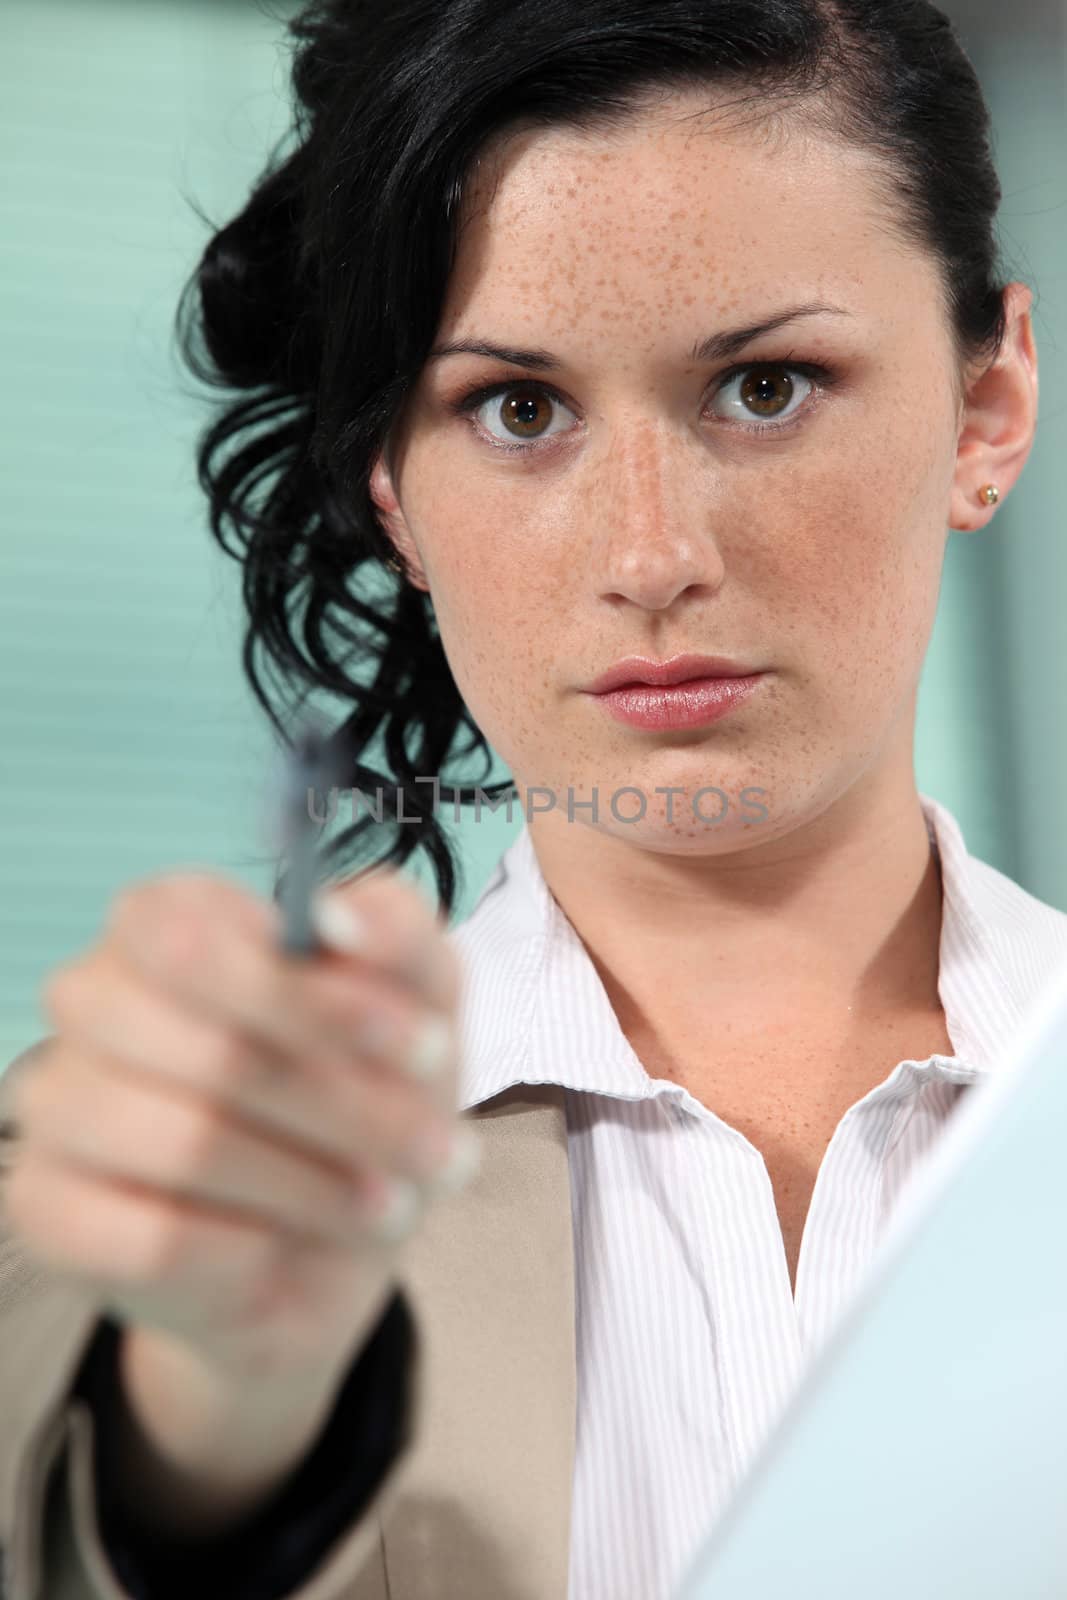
(403, 1015, 453, 1081)
(368, 1177, 422, 1244)
(311, 891, 369, 954)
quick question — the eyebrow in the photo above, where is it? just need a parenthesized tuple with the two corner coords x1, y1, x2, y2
(426, 302, 852, 371)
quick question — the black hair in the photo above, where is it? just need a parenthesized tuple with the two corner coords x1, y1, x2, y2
(174, 0, 1014, 919)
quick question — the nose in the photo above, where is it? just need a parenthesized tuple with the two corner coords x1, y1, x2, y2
(594, 429, 725, 612)
(600, 531, 722, 612)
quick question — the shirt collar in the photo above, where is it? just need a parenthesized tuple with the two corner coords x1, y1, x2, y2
(453, 793, 1067, 1112)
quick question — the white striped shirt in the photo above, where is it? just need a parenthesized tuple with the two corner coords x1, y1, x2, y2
(450, 793, 1067, 1600)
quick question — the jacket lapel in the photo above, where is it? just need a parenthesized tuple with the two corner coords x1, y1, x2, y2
(381, 1081, 577, 1599)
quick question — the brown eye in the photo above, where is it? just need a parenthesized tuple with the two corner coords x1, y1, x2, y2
(712, 364, 814, 428)
(739, 368, 795, 416)
(496, 389, 554, 438)
(470, 384, 576, 447)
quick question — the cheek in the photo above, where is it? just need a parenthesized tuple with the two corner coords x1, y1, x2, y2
(415, 491, 563, 645)
(399, 447, 573, 739)
(784, 432, 941, 612)
(429, 544, 542, 665)
(751, 447, 944, 736)
(419, 539, 558, 744)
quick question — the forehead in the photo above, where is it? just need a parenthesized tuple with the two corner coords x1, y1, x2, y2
(446, 94, 924, 321)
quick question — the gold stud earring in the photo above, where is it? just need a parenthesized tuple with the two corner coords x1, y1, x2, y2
(979, 484, 1000, 506)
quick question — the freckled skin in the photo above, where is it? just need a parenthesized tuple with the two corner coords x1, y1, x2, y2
(368, 91, 1038, 1289)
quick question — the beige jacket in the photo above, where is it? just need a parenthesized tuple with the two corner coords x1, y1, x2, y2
(0, 1049, 577, 1600)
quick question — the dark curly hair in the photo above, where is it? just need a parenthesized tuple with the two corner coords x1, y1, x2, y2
(173, 0, 1013, 920)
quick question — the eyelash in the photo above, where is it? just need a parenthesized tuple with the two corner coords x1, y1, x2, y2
(446, 358, 841, 455)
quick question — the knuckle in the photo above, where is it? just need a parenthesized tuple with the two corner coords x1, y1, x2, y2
(204, 1027, 268, 1092)
(151, 904, 212, 987)
(40, 961, 83, 1024)
(107, 879, 159, 938)
(108, 876, 218, 967)
(41, 946, 119, 1030)
(162, 1103, 224, 1179)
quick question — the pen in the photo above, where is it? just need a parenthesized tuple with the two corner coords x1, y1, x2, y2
(276, 720, 339, 958)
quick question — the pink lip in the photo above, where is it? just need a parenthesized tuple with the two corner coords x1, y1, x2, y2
(589, 673, 765, 730)
(585, 653, 759, 694)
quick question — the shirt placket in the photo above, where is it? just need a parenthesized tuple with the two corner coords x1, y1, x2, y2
(794, 1069, 923, 1363)
(673, 1092, 806, 1490)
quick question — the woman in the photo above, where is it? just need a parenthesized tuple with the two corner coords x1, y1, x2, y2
(0, 1, 1061, 1597)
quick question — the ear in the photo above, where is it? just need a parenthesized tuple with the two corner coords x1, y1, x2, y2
(368, 445, 431, 591)
(948, 281, 1038, 532)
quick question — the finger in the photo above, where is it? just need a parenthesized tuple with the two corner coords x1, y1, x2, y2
(44, 941, 455, 1126)
(37, 966, 460, 1191)
(1, 1145, 406, 1355)
(101, 876, 449, 1072)
(105, 870, 283, 945)
(310, 871, 461, 1016)
(14, 1041, 447, 1254)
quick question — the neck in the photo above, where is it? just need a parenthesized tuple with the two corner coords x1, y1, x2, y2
(526, 776, 945, 1040)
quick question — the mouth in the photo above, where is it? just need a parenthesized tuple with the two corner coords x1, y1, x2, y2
(585, 670, 767, 732)
(585, 652, 762, 695)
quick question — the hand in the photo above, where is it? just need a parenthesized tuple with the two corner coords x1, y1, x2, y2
(2, 866, 479, 1394)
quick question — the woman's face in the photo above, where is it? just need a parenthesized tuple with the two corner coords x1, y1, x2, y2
(370, 93, 1029, 855)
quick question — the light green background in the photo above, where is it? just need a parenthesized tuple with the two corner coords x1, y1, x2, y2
(2, 0, 1064, 1068)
